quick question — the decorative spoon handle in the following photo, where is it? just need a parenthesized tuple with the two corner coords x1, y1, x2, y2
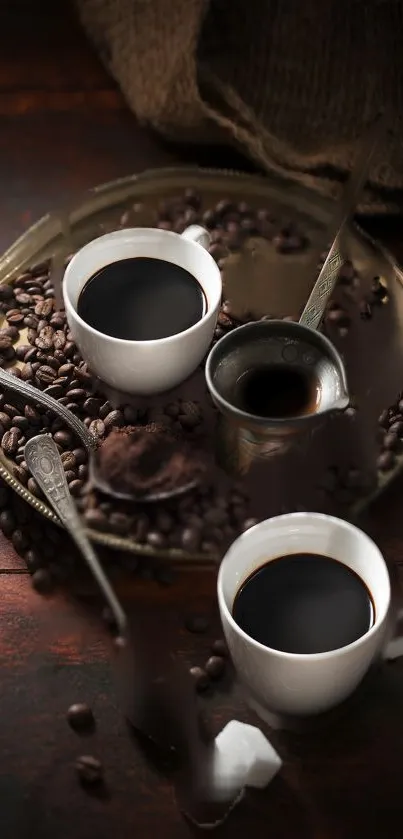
(0, 366, 96, 452)
(24, 434, 127, 636)
(300, 112, 387, 331)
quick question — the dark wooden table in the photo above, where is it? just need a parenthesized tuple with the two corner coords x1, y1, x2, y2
(3, 3, 403, 838)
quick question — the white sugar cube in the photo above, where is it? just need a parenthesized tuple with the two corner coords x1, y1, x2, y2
(211, 720, 282, 801)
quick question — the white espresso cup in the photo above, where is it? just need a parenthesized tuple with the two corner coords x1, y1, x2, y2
(63, 225, 221, 395)
(218, 513, 391, 717)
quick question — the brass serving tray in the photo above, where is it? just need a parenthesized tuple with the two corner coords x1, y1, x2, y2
(0, 166, 402, 564)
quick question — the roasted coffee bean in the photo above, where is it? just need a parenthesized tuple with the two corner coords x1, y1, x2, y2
(0, 335, 13, 352)
(211, 639, 229, 657)
(2, 428, 21, 455)
(12, 416, 28, 431)
(44, 384, 64, 398)
(64, 342, 75, 358)
(78, 464, 88, 480)
(27, 328, 38, 346)
(89, 419, 105, 439)
(25, 405, 41, 424)
(64, 470, 76, 483)
(377, 451, 396, 472)
(189, 666, 209, 692)
(52, 329, 66, 349)
(122, 405, 137, 424)
(6, 309, 24, 324)
(75, 755, 103, 786)
(20, 362, 34, 381)
(0, 285, 15, 301)
(27, 477, 42, 497)
(36, 365, 57, 385)
(185, 613, 210, 634)
(11, 528, 28, 553)
(83, 397, 102, 417)
(0, 412, 11, 431)
(66, 403, 80, 414)
(205, 655, 225, 680)
(53, 429, 73, 448)
(69, 479, 83, 497)
(12, 465, 28, 485)
(0, 325, 19, 341)
(109, 512, 131, 535)
(61, 451, 76, 471)
(58, 363, 74, 377)
(35, 326, 54, 350)
(181, 527, 201, 552)
(15, 291, 32, 305)
(24, 548, 41, 572)
(84, 508, 108, 530)
(389, 420, 403, 436)
(31, 567, 54, 594)
(67, 388, 86, 401)
(383, 433, 399, 451)
(104, 410, 124, 430)
(67, 703, 95, 732)
(34, 298, 53, 317)
(37, 353, 59, 369)
(72, 448, 86, 466)
(24, 314, 39, 329)
(99, 401, 112, 420)
(74, 365, 92, 384)
(147, 531, 166, 549)
(0, 509, 15, 536)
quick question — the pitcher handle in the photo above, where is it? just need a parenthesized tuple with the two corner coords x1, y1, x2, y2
(181, 225, 210, 250)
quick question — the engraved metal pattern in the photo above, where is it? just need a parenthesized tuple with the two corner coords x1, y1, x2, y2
(25, 435, 128, 633)
(0, 367, 97, 452)
(300, 245, 344, 330)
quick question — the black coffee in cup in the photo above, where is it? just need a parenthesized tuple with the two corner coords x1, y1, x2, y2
(77, 257, 206, 341)
(232, 364, 320, 418)
(232, 554, 374, 654)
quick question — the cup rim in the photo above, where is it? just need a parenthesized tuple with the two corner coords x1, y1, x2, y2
(62, 227, 222, 348)
(217, 512, 391, 661)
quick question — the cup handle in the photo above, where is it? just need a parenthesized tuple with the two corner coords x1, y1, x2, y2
(181, 225, 211, 250)
(383, 607, 403, 661)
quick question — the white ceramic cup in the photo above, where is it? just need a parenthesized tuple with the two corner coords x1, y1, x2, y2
(62, 225, 221, 395)
(218, 513, 391, 717)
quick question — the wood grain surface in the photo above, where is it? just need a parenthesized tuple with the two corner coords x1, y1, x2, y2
(2, 2, 403, 838)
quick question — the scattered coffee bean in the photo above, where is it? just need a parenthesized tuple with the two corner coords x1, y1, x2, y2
(383, 433, 399, 451)
(32, 567, 53, 594)
(189, 666, 210, 692)
(205, 655, 226, 680)
(377, 451, 396, 472)
(67, 703, 95, 732)
(75, 755, 104, 786)
(389, 420, 403, 436)
(211, 639, 229, 657)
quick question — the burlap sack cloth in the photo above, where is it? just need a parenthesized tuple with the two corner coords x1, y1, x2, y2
(75, 0, 403, 213)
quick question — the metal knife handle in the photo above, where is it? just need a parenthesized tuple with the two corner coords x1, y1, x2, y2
(300, 111, 387, 330)
(0, 366, 96, 452)
(24, 434, 127, 636)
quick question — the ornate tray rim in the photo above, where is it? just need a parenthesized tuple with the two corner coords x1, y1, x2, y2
(0, 165, 401, 562)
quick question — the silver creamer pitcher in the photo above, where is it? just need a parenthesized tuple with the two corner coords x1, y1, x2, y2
(205, 319, 349, 475)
